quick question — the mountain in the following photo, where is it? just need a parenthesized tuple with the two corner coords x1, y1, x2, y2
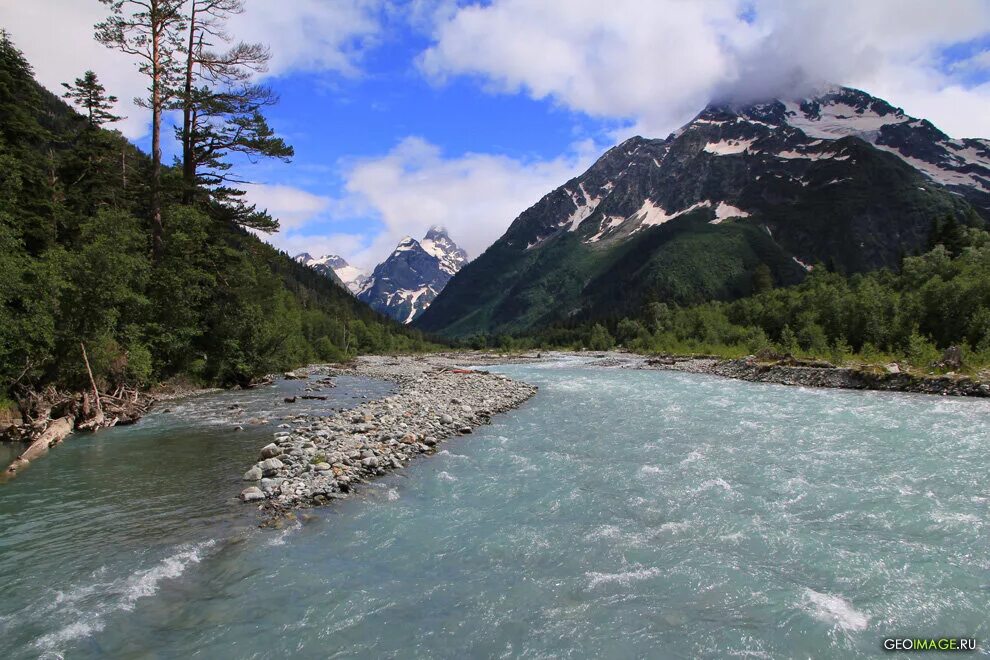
(294, 253, 369, 294)
(415, 86, 987, 338)
(358, 227, 468, 324)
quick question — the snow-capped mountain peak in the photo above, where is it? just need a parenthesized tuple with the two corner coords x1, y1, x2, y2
(420, 225, 469, 275)
(358, 228, 469, 323)
(294, 253, 369, 295)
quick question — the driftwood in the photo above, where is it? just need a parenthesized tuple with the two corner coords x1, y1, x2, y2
(3, 416, 74, 478)
(77, 342, 104, 431)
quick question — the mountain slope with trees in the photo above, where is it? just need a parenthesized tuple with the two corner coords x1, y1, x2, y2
(0, 26, 430, 411)
(416, 87, 987, 338)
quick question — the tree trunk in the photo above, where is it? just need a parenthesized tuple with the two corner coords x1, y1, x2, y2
(3, 416, 74, 479)
(150, 2, 164, 262)
(181, 1, 197, 204)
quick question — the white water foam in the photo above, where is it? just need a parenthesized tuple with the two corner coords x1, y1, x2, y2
(267, 521, 303, 547)
(801, 588, 869, 632)
(586, 566, 662, 589)
(35, 540, 216, 652)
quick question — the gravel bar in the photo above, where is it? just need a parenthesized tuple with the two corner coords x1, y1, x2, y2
(239, 354, 537, 517)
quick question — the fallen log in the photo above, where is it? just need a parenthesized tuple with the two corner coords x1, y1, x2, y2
(3, 416, 74, 479)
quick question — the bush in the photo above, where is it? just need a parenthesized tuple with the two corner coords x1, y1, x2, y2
(587, 324, 615, 351)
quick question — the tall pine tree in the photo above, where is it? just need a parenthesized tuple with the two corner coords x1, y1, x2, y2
(61, 71, 123, 127)
(95, 0, 185, 261)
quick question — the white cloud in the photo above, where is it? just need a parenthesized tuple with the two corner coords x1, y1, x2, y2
(227, 0, 384, 78)
(0, 0, 150, 138)
(247, 137, 598, 270)
(342, 136, 598, 266)
(0, 0, 385, 140)
(420, 0, 990, 137)
(241, 183, 332, 231)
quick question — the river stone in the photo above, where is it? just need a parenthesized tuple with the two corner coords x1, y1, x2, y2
(361, 456, 379, 468)
(315, 462, 332, 471)
(440, 414, 453, 424)
(240, 486, 265, 502)
(243, 466, 263, 481)
(260, 443, 280, 459)
(259, 457, 284, 476)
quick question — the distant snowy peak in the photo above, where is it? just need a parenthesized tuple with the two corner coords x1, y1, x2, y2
(704, 86, 990, 197)
(294, 253, 369, 295)
(420, 225, 469, 275)
(357, 227, 468, 324)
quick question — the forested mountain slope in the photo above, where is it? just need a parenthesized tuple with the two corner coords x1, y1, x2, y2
(0, 33, 431, 399)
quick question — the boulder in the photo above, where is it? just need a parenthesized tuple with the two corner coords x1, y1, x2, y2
(934, 345, 963, 371)
(259, 457, 284, 476)
(240, 487, 265, 502)
(314, 462, 332, 471)
(243, 466, 263, 481)
(260, 443, 280, 459)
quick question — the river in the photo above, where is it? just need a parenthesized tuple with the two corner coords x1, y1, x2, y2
(1, 359, 987, 658)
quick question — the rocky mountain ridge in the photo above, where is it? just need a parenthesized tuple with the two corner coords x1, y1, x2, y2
(357, 227, 469, 324)
(415, 86, 986, 337)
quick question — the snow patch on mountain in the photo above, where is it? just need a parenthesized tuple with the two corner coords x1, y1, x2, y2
(703, 138, 755, 155)
(564, 184, 602, 232)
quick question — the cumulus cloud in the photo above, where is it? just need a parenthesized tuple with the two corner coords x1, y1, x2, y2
(241, 183, 332, 232)
(0, 0, 384, 139)
(227, 0, 384, 78)
(248, 137, 598, 270)
(420, 0, 990, 137)
(341, 136, 599, 265)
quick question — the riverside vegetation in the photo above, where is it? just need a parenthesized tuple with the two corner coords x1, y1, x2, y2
(465, 220, 990, 381)
(0, 20, 434, 461)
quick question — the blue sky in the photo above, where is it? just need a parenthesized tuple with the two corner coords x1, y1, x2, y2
(4, 1, 990, 269)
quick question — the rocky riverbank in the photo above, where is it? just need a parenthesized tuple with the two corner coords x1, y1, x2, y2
(639, 354, 990, 397)
(239, 355, 538, 516)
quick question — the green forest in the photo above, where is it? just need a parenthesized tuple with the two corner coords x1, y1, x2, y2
(477, 219, 990, 375)
(0, 25, 433, 403)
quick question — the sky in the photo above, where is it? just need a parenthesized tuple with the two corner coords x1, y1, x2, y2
(3, 0, 990, 271)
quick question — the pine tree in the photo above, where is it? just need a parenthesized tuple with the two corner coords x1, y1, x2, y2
(95, 0, 186, 261)
(752, 263, 774, 293)
(61, 71, 123, 127)
(168, 0, 293, 229)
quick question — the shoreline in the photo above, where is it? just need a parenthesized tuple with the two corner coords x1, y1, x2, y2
(438, 349, 990, 398)
(635, 354, 990, 398)
(239, 354, 538, 518)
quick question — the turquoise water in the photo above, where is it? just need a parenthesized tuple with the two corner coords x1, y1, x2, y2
(1, 360, 988, 658)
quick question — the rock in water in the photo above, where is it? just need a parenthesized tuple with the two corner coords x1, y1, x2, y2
(260, 443, 280, 459)
(240, 487, 265, 502)
(243, 466, 263, 481)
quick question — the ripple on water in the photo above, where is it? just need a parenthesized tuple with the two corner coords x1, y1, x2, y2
(3, 363, 989, 659)
(35, 540, 216, 653)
